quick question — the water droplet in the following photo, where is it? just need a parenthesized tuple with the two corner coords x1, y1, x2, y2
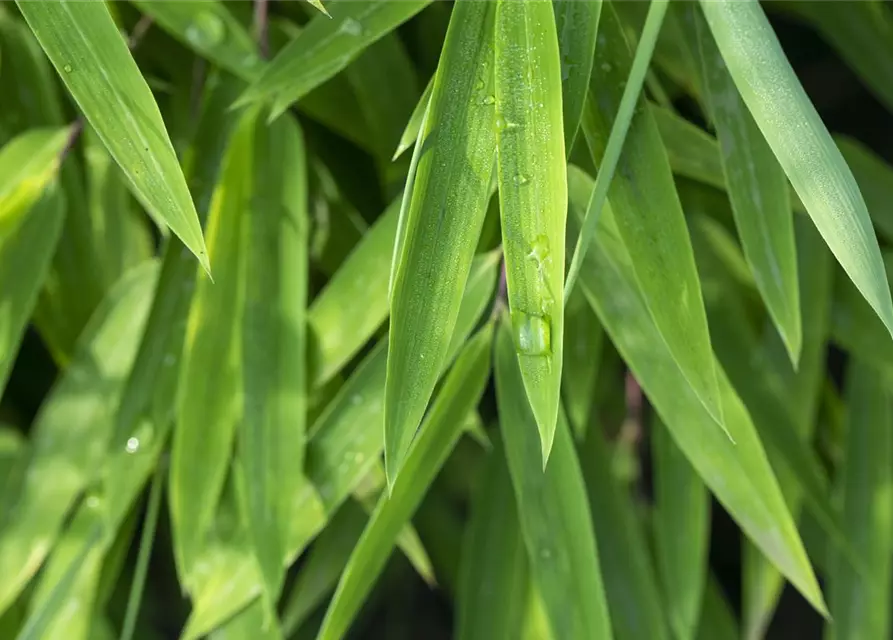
(601, 62, 612, 73)
(339, 17, 363, 36)
(351, 394, 363, 406)
(474, 79, 485, 91)
(537, 102, 544, 109)
(481, 95, 496, 106)
(495, 115, 506, 131)
(514, 173, 530, 186)
(125, 437, 140, 454)
(527, 235, 550, 264)
(63, 64, 73, 73)
(513, 311, 552, 356)
(185, 12, 225, 48)
(86, 496, 100, 509)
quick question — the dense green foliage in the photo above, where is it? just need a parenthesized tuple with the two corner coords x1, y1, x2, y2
(1, 0, 893, 638)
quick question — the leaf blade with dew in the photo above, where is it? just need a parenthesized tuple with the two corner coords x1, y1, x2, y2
(494, 319, 613, 640)
(686, 3, 801, 364)
(553, 0, 602, 150)
(574, 3, 724, 430)
(317, 325, 493, 640)
(579, 420, 670, 640)
(237, 0, 431, 118)
(567, 164, 827, 618)
(652, 416, 710, 640)
(495, 0, 568, 462)
(239, 111, 309, 602)
(16, 0, 209, 272)
(0, 262, 158, 619)
(384, 0, 497, 485)
(170, 107, 254, 591)
(827, 359, 893, 640)
(180, 252, 500, 639)
(457, 436, 529, 640)
(699, 0, 893, 339)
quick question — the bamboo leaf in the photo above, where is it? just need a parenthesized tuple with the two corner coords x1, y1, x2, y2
(385, 0, 497, 485)
(170, 107, 251, 589)
(699, 0, 893, 340)
(576, 4, 724, 430)
(457, 437, 528, 640)
(495, 0, 567, 462)
(240, 111, 308, 601)
(827, 360, 893, 640)
(495, 320, 613, 640)
(237, 0, 431, 119)
(561, 286, 602, 439)
(553, 0, 601, 150)
(16, 0, 209, 271)
(0, 262, 157, 618)
(687, 4, 801, 364)
(393, 76, 433, 161)
(579, 423, 669, 640)
(567, 164, 827, 617)
(652, 417, 710, 640)
(317, 324, 493, 640)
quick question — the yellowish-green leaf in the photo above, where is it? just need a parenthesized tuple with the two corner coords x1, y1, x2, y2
(457, 437, 528, 640)
(0, 261, 157, 619)
(317, 325, 493, 640)
(578, 4, 724, 430)
(699, 0, 893, 340)
(237, 0, 431, 119)
(385, 0, 497, 485)
(653, 417, 709, 640)
(495, 320, 613, 640)
(827, 360, 893, 640)
(495, 0, 567, 462)
(0, 127, 67, 235)
(688, 4, 801, 363)
(568, 164, 827, 618)
(16, 0, 209, 271)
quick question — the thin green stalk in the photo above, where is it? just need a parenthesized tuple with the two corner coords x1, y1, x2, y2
(564, 0, 669, 298)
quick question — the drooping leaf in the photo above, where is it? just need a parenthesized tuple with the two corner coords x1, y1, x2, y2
(567, 164, 826, 617)
(652, 416, 710, 640)
(699, 0, 893, 339)
(16, 0, 209, 271)
(237, 0, 432, 119)
(576, 4, 723, 429)
(827, 359, 893, 640)
(495, 0, 567, 462)
(495, 319, 613, 640)
(457, 436, 528, 640)
(687, 4, 801, 363)
(385, 0, 497, 485)
(317, 324, 493, 640)
(0, 261, 157, 618)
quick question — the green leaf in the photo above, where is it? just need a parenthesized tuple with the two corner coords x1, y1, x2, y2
(576, 4, 723, 430)
(567, 164, 827, 617)
(457, 437, 528, 640)
(0, 127, 68, 234)
(0, 261, 157, 618)
(561, 286, 603, 439)
(495, 320, 613, 640)
(696, 576, 739, 640)
(687, 4, 801, 363)
(170, 106, 251, 589)
(652, 417, 709, 640)
(16, 0, 209, 272)
(827, 359, 893, 640)
(181, 252, 499, 639)
(495, 0, 567, 462)
(835, 136, 893, 245)
(579, 423, 669, 640)
(699, 0, 893, 340)
(239, 111, 308, 601)
(393, 76, 433, 161)
(237, 0, 432, 119)
(553, 0, 601, 150)
(385, 0, 497, 485)
(308, 198, 398, 386)
(317, 324, 493, 640)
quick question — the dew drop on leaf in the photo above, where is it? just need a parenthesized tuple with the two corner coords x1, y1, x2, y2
(185, 12, 225, 48)
(339, 18, 363, 37)
(513, 311, 552, 356)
